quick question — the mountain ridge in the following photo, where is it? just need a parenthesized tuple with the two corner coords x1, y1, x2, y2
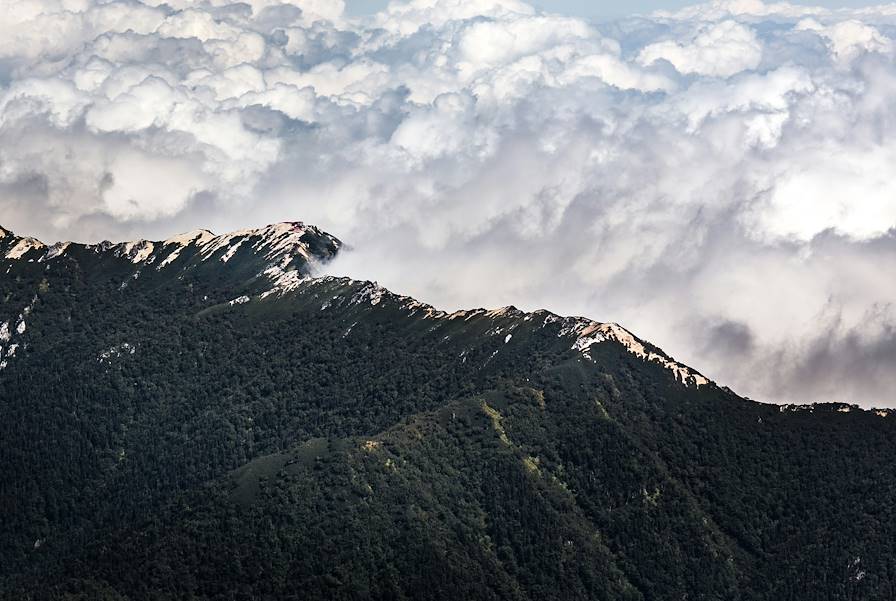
(0, 222, 713, 391)
(2, 220, 895, 600)
(0, 221, 340, 278)
(1, 220, 891, 413)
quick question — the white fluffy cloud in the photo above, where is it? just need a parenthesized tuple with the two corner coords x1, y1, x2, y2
(2, 0, 896, 405)
(638, 20, 763, 77)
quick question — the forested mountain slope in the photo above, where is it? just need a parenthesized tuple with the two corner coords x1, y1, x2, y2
(0, 223, 893, 601)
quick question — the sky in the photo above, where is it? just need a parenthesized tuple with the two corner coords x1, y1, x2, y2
(345, 0, 885, 17)
(2, 0, 896, 406)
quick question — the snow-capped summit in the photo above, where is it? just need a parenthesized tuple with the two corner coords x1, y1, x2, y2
(0, 221, 342, 295)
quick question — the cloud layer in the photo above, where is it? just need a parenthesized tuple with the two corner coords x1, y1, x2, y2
(2, 0, 896, 405)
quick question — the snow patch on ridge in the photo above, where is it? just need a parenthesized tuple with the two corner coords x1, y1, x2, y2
(561, 318, 710, 388)
(571, 324, 607, 356)
(0, 299, 36, 371)
(40, 242, 70, 262)
(350, 282, 388, 306)
(164, 230, 215, 247)
(601, 323, 711, 388)
(117, 241, 155, 263)
(220, 240, 245, 263)
(158, 248, 184, 269)
(6, 238, 45, 259)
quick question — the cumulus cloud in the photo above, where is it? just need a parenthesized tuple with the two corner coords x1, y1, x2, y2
(638, 20, 763, 77)
(796, 18, 893, 62)
(1, 0, 896, 405)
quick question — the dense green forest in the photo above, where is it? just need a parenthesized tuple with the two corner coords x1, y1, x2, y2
(0, 224, 894, 600)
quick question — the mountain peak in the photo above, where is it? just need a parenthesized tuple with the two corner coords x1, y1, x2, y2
(0, 221, 342, 295)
